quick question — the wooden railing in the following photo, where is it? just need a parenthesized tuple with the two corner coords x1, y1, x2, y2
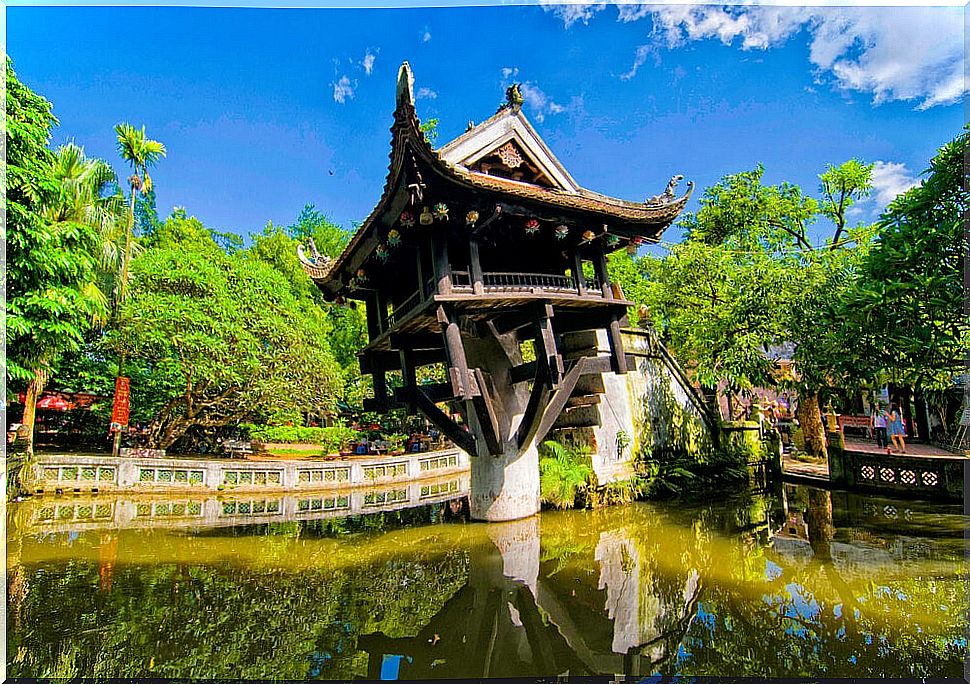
(386, 289, 423, 327)
(449, 271, 603, 296)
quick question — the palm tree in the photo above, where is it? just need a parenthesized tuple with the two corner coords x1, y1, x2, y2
(114, 123, 166, 309)
(110, 123, 165, 456)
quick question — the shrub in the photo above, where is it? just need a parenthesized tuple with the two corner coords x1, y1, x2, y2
(239, 424, 357, 453)
(539, 440, 593, 510)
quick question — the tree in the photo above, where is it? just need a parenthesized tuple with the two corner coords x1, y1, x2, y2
(644, 162, 874, 457)
(251, 218, 368, 408)
(5, 61, 107, 459)
(640, 242, 786, 409)
(108, 211, 343, 448)
(842, 130, 969, 391)
(113, 123, 166, 310)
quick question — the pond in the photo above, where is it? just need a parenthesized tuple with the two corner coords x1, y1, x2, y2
(6, 483, 966, 679)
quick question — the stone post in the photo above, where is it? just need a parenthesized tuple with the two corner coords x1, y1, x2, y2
(463, 329, 541, 522)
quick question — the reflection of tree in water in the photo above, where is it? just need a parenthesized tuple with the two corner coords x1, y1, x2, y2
(8, 487, 963, 679)
(677, 486, 966, 678)
(7, 528, 471, 679)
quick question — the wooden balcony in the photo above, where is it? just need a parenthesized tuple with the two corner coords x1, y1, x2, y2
(450, 270, 603, 297)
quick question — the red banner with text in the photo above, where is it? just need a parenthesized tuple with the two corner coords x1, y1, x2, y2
(110, 377, 130, 428)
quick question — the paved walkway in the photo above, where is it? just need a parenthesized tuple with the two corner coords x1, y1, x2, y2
(842, 437, 966, 460)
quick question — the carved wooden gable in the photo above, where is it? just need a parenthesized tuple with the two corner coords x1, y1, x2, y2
(437, 108, 581, 193)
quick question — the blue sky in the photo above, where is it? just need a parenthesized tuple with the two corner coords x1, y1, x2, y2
(8, 3, 965, 248)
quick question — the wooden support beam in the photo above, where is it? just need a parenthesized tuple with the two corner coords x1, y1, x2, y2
(364, 292, 382, 339)
(533, 303, 563, 386)
(509, 360, 537, 384)
(360, 348, 445, 373)
(438, 305, 475, 399)
(393, 382, 455, 404)
(531, 358, 592, 446)
(433, 229, 452, 295)
(371, 355, 389, 412)
(492, 309, 540, 336)
(400, 350, 418, 414)
(516, 362, 552, 450)
(411, 387, 476, 454)
(469, 238, 485, 295)
(471, 368, 502, 455)
(363, 396, 405, 412)
(571, 251, 587, 296)
(389, 332, 445, 351)
(470, 204, 503, 237)
(606, 315, 627, 374)
(592, 243, 613, 300)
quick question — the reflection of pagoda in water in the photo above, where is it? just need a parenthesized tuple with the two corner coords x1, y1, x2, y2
(358, 518, 702, 678)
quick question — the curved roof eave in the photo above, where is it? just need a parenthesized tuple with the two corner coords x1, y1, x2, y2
(304, 62, 691, 291)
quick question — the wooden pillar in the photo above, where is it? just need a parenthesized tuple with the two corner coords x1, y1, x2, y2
(371, 355, 389, 412)
(606, 314, 627, 374)
(415, 241, 427, 300)
(434, 229, 452, 295)
(438, 305, 472, 399)
(400, 350, 417, 415)
(533, 303, 562, 386)
(469, 237, 485, 295)
(365, 292, 383, 338)
(376, 291, 388, 333)
(592, 244, 612, 300)
(571, 251, 587, 296)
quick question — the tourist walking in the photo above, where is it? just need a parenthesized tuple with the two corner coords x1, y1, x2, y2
(887, 402, 907, 454)
(871, 403, 889, 449)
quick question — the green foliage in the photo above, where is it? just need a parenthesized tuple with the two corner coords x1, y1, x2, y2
(538, 440, 593, 509)
(840, 129, 969, 389)
(287, 203, 350, 261)
(5, 60, 106, 384)
(419, 117, 439, 144)
(818, 158, 873, 245)
(107, 211, 343, 448)
(249, 218, 368, 405)
(240, 424, 357, 451)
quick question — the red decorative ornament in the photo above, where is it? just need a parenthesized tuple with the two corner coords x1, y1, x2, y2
(524, 218, 540, 235)
(399, 211, 415, 228)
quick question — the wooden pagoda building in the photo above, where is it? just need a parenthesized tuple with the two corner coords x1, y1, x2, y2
(301, 63, 691, 521)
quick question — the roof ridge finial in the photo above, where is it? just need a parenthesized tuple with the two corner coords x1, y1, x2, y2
(499, 83, 524, 113)
(396, 61, 415, 107)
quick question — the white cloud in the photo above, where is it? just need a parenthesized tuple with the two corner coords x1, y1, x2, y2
(558, 4, 965, 110)
(620, 44, 655, 81)
(502, 66, 518, 80)
(361, 51, 376, 76)
(519, 82, 571, 122)
(421, 27, 432, 42)
(870, 160, 919, 210)
(538, 1, 607, 28)
(332, 76, 355, 104)
(416, 86, 438, 100)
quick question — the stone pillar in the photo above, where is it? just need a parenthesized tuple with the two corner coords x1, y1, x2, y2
(463, 328, 541, 522)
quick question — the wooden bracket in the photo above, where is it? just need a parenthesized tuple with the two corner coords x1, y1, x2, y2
(411, 386, 476, 455)
(471, 368, 503, 455)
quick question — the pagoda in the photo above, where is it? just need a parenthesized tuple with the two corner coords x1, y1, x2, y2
(301, 63, 691, 521)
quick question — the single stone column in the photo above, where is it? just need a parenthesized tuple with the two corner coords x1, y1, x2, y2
(462, 328, 541, 522)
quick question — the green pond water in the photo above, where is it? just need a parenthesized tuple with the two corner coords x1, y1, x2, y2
(6, 483, 967, 679)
